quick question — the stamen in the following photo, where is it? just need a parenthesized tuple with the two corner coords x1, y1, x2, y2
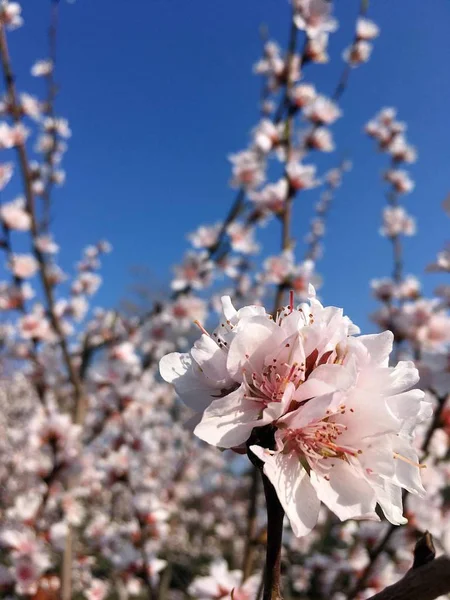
(393, 452, 426, 469)
(193, 320, 210, 336)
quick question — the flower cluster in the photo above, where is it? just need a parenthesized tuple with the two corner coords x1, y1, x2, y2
(161, 290, 429, 536)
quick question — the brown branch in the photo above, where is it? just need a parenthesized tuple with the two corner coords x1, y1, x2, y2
(412, 531, 436, 570)
(304, 159, 348, 262)
(366, 556, 450, 600)
(261, 472, 284, 600)
(248, 426, 285, 600)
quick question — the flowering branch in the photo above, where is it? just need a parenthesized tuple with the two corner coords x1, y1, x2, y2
(40, 0, 60, 233)
(0, 19, 84, 419)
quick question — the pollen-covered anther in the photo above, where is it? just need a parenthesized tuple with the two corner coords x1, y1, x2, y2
(393, 452, 426, 469)
(193, 320, 210, 336)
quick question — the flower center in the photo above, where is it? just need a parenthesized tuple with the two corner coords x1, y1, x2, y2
(244, 361, 304, 406)
(284, 409, 360, 464)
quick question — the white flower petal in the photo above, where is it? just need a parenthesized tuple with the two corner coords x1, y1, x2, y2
(194, 385, 262, 448)
(250, 446, 320, 537)
(358, 331, 394, 367)
(191, 334, 231, 385)
(310, 461, 378, 522)
(159, 352, 217, 412)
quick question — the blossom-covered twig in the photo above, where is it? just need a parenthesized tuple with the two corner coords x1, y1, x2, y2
(0, 18, 84, 419)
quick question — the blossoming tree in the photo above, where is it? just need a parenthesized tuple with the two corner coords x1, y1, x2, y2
(0, 1, 449, 600)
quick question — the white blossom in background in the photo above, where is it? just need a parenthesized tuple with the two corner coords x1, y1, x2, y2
(293, 0, 338, 39)
(31, 58, 53, 77)
(0, 0, 23, 29)
(171, 251, 214, 292)
(380, 206, 416, 237)
(249, 178, 288, 215)
(227, 222, 260, 255)
(188, 560, 260, 600)
(9, 254, 39, 279)
(303, 95, 342, 125)
(0, 197, 31, 230)
(229, 150, 265, 189)
(188, 222, 221, 249)
(286, 161, 319, 191)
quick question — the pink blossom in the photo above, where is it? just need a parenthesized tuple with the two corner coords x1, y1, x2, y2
(307, 127, 334, 152)
(20, 93, 42, 120)
(35, 234, 60, 254)
(0, 122, 29, 148)
(286, 161, 319, 190)
(188, 223, 221, 249)
(356, 17, 380, 41)
(387, 134, 417, 163)
(290, 83, 317, 109)
(293, 0, 338, 39)
(378, 107, 397, 126)
(109, 341, 139, 366)
(44, 116, 72, 139)
(303, 95, 342, 125)
(305, 32, 330, 63)
(227, 222, 260, 255)
(31, 58, 53, 77)
(380, 207, 416, 237)
(9, 254, 39, 279)
(171, 251, 214, 291)
(253, 119, 283, 154)
(160, 296, 268, 418)
(0, 0, 23, 29)
(343, 40, 373, 66)
(261, 250, 295, 284)
(19, 309, 52, 341)
(397, 275, 421, 300)
(188, 559, 259, 600)
(229, 150, 265, 189)
(85, 578, 110, 600)
(384, 169, 415, 195)
(249, 178, 288, 214)
(13, 556, 41, 595)
(0, 281, 34, 310)
(0, 197, 31, 230)
(72, 272, 102, 295)
(253, 41, 284, 79)
(371, 278, 396, 302)
(290, 260, 322, 297)
(0, 161, 13, 190)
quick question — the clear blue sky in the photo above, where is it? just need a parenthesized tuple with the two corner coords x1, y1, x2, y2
(5, 0, 450, 332)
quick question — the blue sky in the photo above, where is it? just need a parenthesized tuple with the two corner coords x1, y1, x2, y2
(4, 0, 450, 332)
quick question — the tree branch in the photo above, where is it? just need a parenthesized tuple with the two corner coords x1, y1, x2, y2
(366, 556, 450, 600)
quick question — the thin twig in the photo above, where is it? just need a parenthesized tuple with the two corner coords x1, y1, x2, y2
(41, 0, 60, 233)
